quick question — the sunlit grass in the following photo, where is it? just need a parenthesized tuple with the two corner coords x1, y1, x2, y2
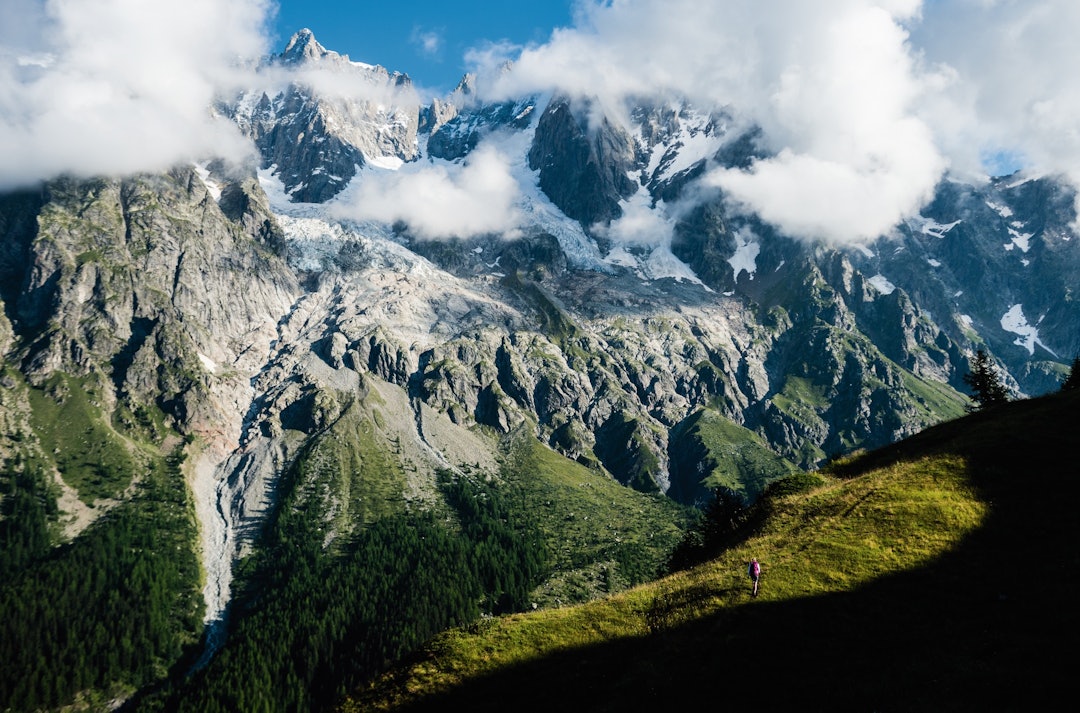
(26, 373, 139, 504)
(349, 448, 988, 710)
(500, 437, 690, 605)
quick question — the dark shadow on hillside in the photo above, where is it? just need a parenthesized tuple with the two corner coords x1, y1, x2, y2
(387, 391, 1080, 712)
(0, 189, 45, 331)
(111, 317, 157, 392)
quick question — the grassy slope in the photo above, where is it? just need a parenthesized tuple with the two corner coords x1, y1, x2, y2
(500, 436, 691, 606)
(26, 373, 140, 503)
(348, 390, 1079, 712)
(668, 408, 798, 505)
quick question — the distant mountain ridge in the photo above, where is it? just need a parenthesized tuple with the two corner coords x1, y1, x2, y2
(224, 30, 1077, 393)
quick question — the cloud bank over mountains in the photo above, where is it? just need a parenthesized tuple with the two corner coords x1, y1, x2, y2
(914, 0, 1080, 191)
(2, 0, 1078, 244)
(0, 0, 270, 190)
(332, 144, 523, 241)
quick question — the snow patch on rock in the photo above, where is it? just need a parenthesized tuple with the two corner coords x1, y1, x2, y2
(1000, 304, 1057, 356)
(728, 228, 760, 282)
(1005, 226, 1033, 253)
(194, 162, 222, 201)
(868, 274, 896, 296)
(908, 215, 961, 239)
(197, 352, 218, 374)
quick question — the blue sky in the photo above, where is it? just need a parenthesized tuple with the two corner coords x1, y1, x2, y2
(272, 0, 576, 93)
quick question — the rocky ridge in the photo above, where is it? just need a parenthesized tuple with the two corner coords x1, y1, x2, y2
(224, 29, 423, 203)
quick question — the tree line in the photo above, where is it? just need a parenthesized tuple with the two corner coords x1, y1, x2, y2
(0, 449, 201, 712)
(139, 468, 549, 713)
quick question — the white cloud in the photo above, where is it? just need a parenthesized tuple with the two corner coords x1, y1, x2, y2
(5, 0, 1080, 246)
(332, 144, 522, 240)
(0, 0, 271, 190)
(914, 1, 1080, 188)
(597, 191, 673, 248)
(465, 0, 947, 243)
(251, 59, 422, 110)
(464, 0, 1080, 243)
(705, 3, 946, 243)
(411, 27, 444, 59)
(707, 132, 943, 244)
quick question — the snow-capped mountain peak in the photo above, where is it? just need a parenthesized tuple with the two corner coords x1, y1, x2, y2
(281, 28, 330, 65)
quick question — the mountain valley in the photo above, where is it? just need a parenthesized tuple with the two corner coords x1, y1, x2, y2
(1, 27, 1077, 712)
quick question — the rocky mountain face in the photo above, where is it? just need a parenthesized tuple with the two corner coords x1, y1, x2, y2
(862, 176, 1080, 395)
(527, 97, 641, 226)
(4, 26, 1074, 537)
(0, 167, 297, 436)
(1, 29, 1077, 708)
(224, 29, 422, 203)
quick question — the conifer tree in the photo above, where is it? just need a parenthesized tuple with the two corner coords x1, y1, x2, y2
(1061, 356, 1080, 392)
(963, 348, 1009, 410)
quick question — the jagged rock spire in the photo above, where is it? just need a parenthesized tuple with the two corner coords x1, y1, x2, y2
(281, 28, 330, 64)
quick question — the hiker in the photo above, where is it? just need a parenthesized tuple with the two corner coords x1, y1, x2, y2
(748, 557, 761, 596)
